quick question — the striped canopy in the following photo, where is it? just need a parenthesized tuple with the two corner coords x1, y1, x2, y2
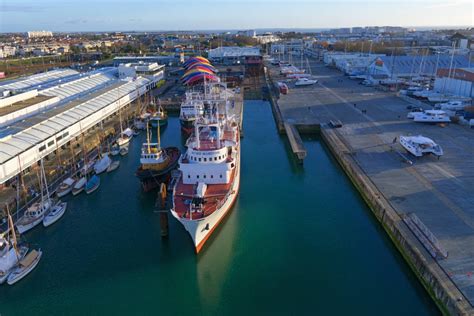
(182, 56, 218, 85)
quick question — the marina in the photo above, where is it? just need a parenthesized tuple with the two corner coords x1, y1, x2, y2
(0, 101, 438, 315)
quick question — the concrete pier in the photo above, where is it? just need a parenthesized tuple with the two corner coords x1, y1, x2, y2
(266, 59, 474, 315)
(284, 122, 307, 162)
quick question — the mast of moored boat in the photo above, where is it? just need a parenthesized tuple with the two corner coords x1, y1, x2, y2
(40, 159, 51, 204)
(146, 119, 151, 154)
(6, 205, 20, 259)
(157, 119, 161, 150)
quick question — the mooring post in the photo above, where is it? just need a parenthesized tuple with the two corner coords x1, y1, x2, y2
(157, 183, 169, 238)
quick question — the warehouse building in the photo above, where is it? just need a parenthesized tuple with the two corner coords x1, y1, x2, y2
(367, 55, 470, 79)
(0, 63, 164, 185)
(208, 46, 260, 65)
(434, 68, 474, 98)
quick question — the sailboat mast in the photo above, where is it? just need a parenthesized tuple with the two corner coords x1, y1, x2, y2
(157, 121, 161, 150)
(41, 159, 51, 201)
(146, 121, 151, 154)
(6, 205, 19, 258)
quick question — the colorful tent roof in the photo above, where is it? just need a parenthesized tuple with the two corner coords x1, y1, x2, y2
(182, 56, 219, 85)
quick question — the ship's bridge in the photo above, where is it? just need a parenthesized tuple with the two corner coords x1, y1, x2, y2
(184, 147, 228, 164)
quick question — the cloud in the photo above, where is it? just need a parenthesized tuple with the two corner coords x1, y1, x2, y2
(65, 19, 89, 24)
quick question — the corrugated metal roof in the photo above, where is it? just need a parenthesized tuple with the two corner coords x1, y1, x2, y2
(0, 69, 79, 92)
(0, 77, 148, 164)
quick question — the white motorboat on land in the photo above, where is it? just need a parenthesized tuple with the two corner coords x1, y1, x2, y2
(435, 100, 467, 111)
(400, 135, 443, 157)
(43, 201, 67, 227)
(56, 177, 76, 198)
(407, 108, 424, 119)
(72, 177, 87, 195)
(428, 94, 451, 103)
(7, 249, 42, 285)
(413, 110, 451, 123)
(93, 154, 112, 174)
(287, 73, 312, 79)
(295, 78, 318, 86)
(107, 160, 120, 172)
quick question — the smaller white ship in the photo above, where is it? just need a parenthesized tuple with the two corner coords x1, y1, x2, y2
(399, 135, 443, 157)
(295, 78, 318, 86)
(413, 110, 450, 123)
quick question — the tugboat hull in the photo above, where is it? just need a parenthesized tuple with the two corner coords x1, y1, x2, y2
(135, 147, 180, 192)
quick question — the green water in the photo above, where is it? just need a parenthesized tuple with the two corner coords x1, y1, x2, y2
(0, 101, 439, 315)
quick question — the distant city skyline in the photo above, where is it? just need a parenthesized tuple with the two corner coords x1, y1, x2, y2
(0, 0, 472, 32)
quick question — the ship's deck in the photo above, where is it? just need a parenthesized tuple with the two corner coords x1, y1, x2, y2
(173, 168, 235, 220)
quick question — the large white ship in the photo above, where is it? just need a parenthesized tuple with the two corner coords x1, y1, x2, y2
(171, 93, 240, 253)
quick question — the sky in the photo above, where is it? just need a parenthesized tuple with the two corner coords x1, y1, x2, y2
(0, 0, 473, 32)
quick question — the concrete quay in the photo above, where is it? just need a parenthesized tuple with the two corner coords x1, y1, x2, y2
(267, 60, 474, 315)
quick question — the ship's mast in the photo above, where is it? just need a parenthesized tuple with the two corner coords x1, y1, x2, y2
(195, 120, 200, 149)
(157, 120, 161, 150)
(146, 120, 151, 154)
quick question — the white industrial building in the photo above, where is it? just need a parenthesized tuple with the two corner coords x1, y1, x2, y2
(0, 63, 165, 185)
(434, 68, 474, 98)
(27, 31, 53, 39)
(208, 46, 260, 64)
(367, 55, 470, 79)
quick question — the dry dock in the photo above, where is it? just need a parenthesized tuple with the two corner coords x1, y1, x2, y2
(267, 60, 474, 315)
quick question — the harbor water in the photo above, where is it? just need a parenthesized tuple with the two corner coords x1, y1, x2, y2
(0, 101, 439, 315)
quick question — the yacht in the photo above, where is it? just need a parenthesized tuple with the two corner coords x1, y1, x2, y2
(400, 136, 443, 157)
(16, 160, 53, 234)
(413, 110, 450, 123)
(295, 78, 318, 86)
(435, 100, 466, 111)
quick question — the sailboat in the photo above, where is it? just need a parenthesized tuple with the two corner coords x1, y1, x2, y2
(85, 175, 100, 194)
(7, 249, 42, 285)
(0, 207, 28, 284)
(135, 119, 180, 192)
(43, 201, 68, 227)
(116, 92, 132, 148)
(16, 160, 53, 234)
(94, 143, 112, 175)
